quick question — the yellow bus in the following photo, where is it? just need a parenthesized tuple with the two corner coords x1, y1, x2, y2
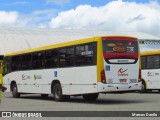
(141, 50, 160, 92)
(3, 36, 142, 101)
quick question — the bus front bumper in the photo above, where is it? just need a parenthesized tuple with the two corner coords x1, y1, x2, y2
(98, 82, 142, 93)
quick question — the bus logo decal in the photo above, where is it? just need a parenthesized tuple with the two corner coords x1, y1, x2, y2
(147, 72, 154, 76)
(22, 75, 30, 80)
(34, 75, 42, 80)
(118, 68, 128, 76)
(34, 75, 36, 80)
(22, 75, 27, 80)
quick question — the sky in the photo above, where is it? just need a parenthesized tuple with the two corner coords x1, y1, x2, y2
(0, 0, 160, 34)
(0, 0, 160, 51)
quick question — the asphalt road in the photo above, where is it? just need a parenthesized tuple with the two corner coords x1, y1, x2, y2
(0, 92, 160, 120)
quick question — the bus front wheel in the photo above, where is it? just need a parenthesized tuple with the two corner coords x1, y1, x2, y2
(11, 83, 20, 98)
(82, 93, 99, 101)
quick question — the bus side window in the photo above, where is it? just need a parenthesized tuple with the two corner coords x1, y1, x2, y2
(32, 51, 44, 69)
(75, 43, 96, 66)
(85, 44, 94, 65)
(59, 48, 67, 67)
(141, 56, 146, 69)
(66, 47, 74, 67)
(12, 56, 21, 71)
(45, 49, 59, 68)
(147, 55, 154, 69)
(153, 55, 160, 69)
(21, 54, 31, 70)
(75, 45, 85, 66)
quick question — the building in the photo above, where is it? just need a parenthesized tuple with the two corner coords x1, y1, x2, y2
(0, 27, 160, 56)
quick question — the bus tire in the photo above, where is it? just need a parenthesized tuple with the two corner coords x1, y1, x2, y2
(41, 94, 48, 98)
(11, 83, 20, 98)
(53, 83, 64, 102)
(82, 93, 99, 101)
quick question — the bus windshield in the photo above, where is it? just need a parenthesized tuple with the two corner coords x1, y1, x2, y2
(102, 38, 138, 64)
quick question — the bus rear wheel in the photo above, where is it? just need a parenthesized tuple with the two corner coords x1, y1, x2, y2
(53, 83, 65, 102)
(11, 83, 20, 98)
(82, 93, 99, 101)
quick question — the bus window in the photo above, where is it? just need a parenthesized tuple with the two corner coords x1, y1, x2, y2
(66, 47, 74, 67)
(141, 56, 146, 69)
(75, 43, 95, 66)
(45, 49, 59, 68)
(12, 56, 21, 71)
(32, 52, 44, 69)
(85, 44, 94, 64)
(146, 56, 154, 69)
(21, 54, 31, 70)
(59, 48, 67, 67)
(103, 39, 138, 64)
(153, 55, 160, 69)
(75, 45, 85, 66)
(59, 47, 75, 67)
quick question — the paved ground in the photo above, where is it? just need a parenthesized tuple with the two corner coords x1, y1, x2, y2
(0, 92, 160, 120)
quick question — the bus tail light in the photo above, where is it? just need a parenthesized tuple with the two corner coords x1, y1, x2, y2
(138, 69, 141, 82)
(101, 69, 106, 84)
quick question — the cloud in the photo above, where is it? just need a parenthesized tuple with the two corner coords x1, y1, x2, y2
(0, 8, 57, 28)
(46, 0, 70, 6)
(50, 0, 160, 37)
(0, 11, 18, 25)
(15, 9, 58, 28)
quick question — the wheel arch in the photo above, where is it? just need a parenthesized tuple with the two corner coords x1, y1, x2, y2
(142, 78, 147, 89)
(10, 80, 17, 91)
(51, 79, 61, 93)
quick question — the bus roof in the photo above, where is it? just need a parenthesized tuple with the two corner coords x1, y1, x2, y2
(140, 50, 160, 56)
(0, 27, 160, 55)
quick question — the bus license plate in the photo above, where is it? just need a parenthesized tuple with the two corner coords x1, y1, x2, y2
(119, 79, 127, 83)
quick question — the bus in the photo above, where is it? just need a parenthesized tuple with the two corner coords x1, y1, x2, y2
(141, 50, 160, 92)
(3, 36, 142, 101)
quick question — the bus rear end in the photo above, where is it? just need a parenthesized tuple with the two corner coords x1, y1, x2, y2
(98, 36, 142, 93)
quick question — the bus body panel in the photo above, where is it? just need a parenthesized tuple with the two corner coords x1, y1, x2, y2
(3, 66, 97, 95)
(142, 69, 160, 89)
(69, 66, 97, 95)
(97, 58, 142, 93)
(104, 60, 139, 84)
